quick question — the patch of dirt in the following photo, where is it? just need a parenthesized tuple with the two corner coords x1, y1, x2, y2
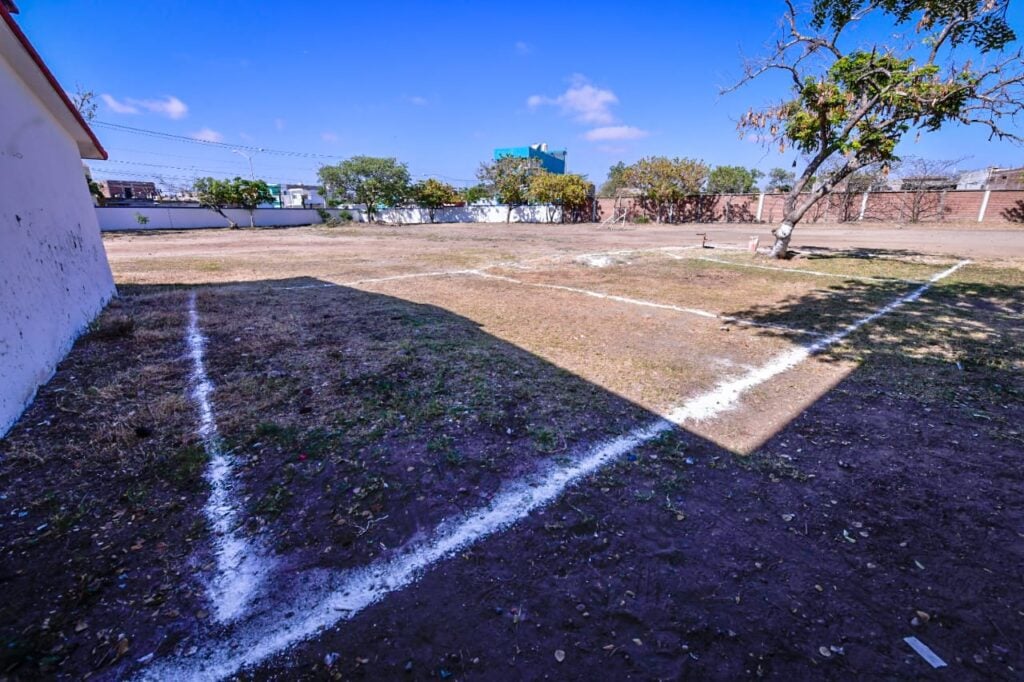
(251, 281, 1024, 681)
(0, 293, 211, 678)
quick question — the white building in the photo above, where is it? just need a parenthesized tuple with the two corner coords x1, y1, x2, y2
(282, 185, 326, 208)
(1, 2, 115, 435)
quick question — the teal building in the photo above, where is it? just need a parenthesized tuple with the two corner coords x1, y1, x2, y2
(494, 143, 566, 174)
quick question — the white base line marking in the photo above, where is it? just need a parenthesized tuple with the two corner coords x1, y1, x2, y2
(468, 270, 824, 337)
(670, 253, 921, 284)
(186, 292, 269, 623)
(138, 260, 969, 680)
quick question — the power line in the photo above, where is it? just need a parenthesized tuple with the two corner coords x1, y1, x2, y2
(94, 121, 339, 159)
(95, 122, 477, 185)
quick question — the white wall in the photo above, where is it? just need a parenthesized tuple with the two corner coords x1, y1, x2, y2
(97, 206, 353, 231)
(97, 204, 563, 231)
(0, 56, 116, 435)
(373, 205, 562, 224)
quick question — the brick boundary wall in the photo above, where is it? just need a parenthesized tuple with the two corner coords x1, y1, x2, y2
(595, 189, 1024, 226)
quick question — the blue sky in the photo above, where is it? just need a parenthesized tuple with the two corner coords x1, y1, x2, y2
(16, 0, 1024, 190)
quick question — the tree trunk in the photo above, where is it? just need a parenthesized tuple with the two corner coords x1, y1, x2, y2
(769, 220, 796, 258)
(215, 207, 237, 229)
(507, 204, 512, 223)
(249, 210, 255, 229)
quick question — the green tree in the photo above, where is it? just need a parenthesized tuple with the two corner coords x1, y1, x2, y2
(621, 157, 709, 222)
(461, 184, 493, 205)
(706, 166, 763, 194)
(731, 0, 1023, 257)
(598, 161, 629, 197)
(193, 177, 239, 228)
(529, 173, 592, 223)
(765, 168, 796, 193)
(412, 178, 460, 223)
(233, 178, 274, 228)
(318, 156, 410, 222)
(477, 156, 544, 222)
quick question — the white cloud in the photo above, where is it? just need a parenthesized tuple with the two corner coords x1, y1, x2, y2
(100, 94, 188, 118)
(190, 127, 224, 143)
(101, 94, 139, 115)
(239, 131, 254, 141)
(527, 75, 618, 125)
(274, 118, 286, 131)
(514, 40, 533, 55)
(136, 95, 188, 119)
(406, 95, 429, 107)
(321, 131, 339, 142)
(584, 125, 650, 141)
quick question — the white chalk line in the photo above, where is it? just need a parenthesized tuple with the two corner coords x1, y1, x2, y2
(186, 292, 270, 623)
(668, 253, 922, 284)
(261, 245, 705, 291)
(137, 261, 968, 680)
(466, 270, 824, 337)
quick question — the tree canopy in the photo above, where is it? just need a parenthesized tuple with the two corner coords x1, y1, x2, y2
(193, 177, 240, 228)
(707, 166, 763, 194)
(529, 173, 592, 223)
(621, 157, 709, 222)
(732, 0, 1023, 256)
(477, 156, 544, 222)
(411, 178, 460, 222)
(598, 162, 629, 197)
(318, 156, 411, 221)
(766, 168, 796, 193)
(192, 177, 274, 228)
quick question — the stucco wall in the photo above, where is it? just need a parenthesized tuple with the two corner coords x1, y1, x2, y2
(0, 56, 115, 435)
(97, 206, 350, 231)
(97, 204, 564, 231)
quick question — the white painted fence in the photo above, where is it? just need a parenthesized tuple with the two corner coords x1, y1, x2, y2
(96, 204, 564, 231)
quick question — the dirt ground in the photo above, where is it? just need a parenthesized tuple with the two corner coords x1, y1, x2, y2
(1, 222, 1022, 680)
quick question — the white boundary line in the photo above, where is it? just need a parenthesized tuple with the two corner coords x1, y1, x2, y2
(186, 292, 270, 623)
(138, 260, 969, 681)
(669, 253, 921, 284)
(467, 270, 824, 337)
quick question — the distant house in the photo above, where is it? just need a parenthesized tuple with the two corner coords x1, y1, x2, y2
(282, 184, 326, 208)
(494, 143, 567, 174)
(267, 183, 326, 208)
(957, 167, 1024, 191)
(986, 167, 1024, 191)
(98, 179, 159, 201)
(899, 175, 958, 191)
(1, 1, 115, 435)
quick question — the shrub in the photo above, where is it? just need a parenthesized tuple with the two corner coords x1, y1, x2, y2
(322, 209, 355, 227)
(134, 212, 150, 226)
(633, 215, 651, 224)
(316, 207, 331, 223)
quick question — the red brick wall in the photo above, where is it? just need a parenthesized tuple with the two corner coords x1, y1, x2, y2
(595, 190, 1024, 225)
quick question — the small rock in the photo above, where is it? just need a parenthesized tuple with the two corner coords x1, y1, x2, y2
(404, 659, 414, 673)
(554, 649, 566, 663)
(324, 652, 339, 667)
(819, 646, 832, 658)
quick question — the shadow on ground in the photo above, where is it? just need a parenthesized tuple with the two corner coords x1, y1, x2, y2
(1, 270, 1021, 680)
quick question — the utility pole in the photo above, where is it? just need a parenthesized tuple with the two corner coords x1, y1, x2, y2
(231, 148, 264, 180)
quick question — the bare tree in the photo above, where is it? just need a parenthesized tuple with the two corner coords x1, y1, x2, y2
(729, 0, 1023, 257)
(891, 156, 964, 222)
